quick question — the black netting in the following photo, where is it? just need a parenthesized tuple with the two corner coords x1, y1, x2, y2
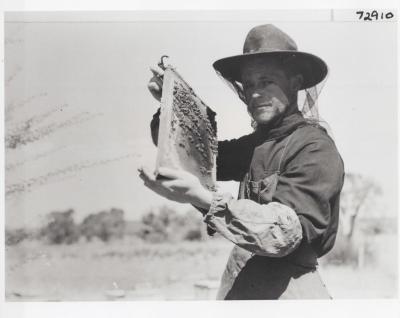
(215, 70, 333, 137)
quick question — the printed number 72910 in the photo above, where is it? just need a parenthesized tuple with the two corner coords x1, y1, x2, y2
(356, 10, 394, 21)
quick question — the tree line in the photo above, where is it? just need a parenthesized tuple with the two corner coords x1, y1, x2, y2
(5, 206, 207, 246)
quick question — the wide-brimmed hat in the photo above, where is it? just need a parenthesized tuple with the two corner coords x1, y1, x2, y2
(213, 24, 328, 90)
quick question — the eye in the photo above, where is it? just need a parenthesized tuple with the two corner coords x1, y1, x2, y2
(243, 82, 255, 90)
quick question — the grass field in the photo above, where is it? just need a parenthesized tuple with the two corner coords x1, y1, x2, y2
(5, 234, 397, 301)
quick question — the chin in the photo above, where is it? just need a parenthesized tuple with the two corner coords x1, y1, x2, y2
(254, 115, 276, 126)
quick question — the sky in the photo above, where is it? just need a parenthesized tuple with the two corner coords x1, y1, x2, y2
(4, 11, 398, 228)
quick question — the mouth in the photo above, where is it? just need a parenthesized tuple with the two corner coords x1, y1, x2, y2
(252, 103, 272, 110)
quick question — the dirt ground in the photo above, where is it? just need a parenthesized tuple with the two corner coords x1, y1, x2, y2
(5, 234, 397, 301)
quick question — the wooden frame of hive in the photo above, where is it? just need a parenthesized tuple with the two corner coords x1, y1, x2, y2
(155, 66, 218, 191)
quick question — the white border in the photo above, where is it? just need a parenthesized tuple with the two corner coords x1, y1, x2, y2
(1, 1, 399, 318)
(2, 0, 400, 11)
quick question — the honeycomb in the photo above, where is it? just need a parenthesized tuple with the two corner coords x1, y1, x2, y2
(155, 66, 218, 191)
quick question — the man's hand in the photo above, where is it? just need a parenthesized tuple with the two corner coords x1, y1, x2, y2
(147, 66, 164, 102)
(138, 166, 213, 210)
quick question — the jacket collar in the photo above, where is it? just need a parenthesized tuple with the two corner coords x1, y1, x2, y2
(254, 110, 307, 142)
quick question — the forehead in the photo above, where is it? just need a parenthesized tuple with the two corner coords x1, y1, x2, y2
(240, 57, 287, 81)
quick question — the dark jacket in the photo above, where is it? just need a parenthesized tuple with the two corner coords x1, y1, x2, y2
(216, 111, 344, 258)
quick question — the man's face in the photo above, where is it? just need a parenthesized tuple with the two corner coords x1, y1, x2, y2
(241, 57, 299, 126)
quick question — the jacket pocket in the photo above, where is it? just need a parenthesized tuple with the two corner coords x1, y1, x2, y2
(246, 172, 279, 203)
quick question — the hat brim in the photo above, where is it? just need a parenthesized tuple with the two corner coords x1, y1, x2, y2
(213, 51, 328, 90)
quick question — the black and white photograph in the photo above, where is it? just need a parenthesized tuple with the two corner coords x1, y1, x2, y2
(3, 8, 398, 305)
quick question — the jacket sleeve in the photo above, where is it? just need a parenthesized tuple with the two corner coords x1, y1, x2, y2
(203, 192, 303, 257)
(272, 136, 345, 251)
(150, 108, 161, 146)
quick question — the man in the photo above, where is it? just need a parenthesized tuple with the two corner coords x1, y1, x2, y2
(140, 24, 345, 299)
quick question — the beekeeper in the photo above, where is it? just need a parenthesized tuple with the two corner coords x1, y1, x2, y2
(140, 24, 345, 299)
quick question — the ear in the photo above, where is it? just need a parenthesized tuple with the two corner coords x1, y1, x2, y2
(290, 74, 303, 91)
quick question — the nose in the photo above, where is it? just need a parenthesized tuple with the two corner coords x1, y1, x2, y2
(247, 92, 263, 107)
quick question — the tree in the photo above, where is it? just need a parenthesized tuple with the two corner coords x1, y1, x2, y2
(321, 173, 383, 267)
(80, 208, 125, 242)
(328, 173, 383, 268)
(139, 205, 206, 243)
(339, 173, 382, 240)
(40, 209, 80, 244)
